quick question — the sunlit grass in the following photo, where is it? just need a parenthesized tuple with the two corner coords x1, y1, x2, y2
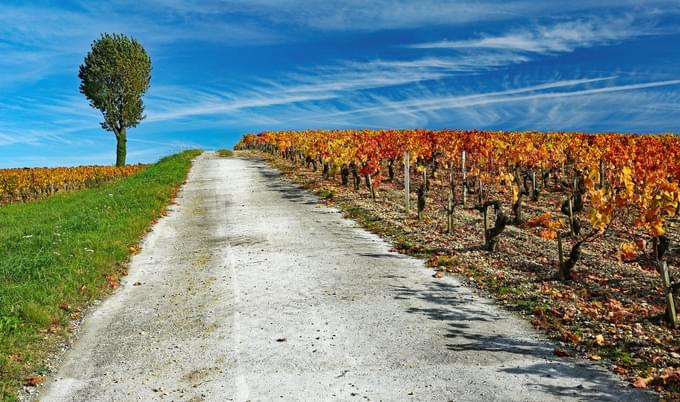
(0, 150, 201, 401)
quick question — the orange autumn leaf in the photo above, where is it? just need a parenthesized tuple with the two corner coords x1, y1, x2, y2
(632, 377, 653, 389)
(106, 274, 119, 289)
(539, 229, 557, 240)
(24, 376, 43, 386)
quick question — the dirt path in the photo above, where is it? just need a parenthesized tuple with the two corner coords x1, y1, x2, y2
(38, 153, 647, 401)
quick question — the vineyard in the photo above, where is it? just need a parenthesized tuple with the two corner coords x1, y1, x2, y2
(238, 129, 680, 392)
(0, 165, 146, 205)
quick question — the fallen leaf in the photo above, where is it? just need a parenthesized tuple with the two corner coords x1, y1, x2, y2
(106, 274, 119, 289)
(632, 377, 651, 389)
(614, 366, 628, 375)
(563, 331, 581, 344)
(433, 271, 444, 279)
(595, 334, 605, 346)
(24, 376, 43, 386)
(553, 347, 570, 357)
(590, 354, 602, 361)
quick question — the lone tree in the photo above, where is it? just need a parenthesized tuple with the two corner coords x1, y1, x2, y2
(79, 33, 151, 166)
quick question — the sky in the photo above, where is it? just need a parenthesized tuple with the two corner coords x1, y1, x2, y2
(1, 0, 680, 167)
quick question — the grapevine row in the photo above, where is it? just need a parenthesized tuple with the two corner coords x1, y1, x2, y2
(0, 165, 146, 205)
(238, 129, 680, 325)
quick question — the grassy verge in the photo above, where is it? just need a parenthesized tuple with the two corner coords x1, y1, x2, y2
(0, 150, 202, 401)
(216, 149, 234, 157)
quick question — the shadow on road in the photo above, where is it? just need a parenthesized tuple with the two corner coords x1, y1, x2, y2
(391, 280, 649, 401)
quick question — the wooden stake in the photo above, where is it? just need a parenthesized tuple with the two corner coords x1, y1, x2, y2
(568, 198, 575, 236)
(462, 151, 467, 206)
(422, 167, 427, 191)
(558, 233, 564, 269)
(660, 260, 678, 328)
(447, 190, 454, 234)
(483, 204, 489, 246)
(404, 151, 410, 213)
(478, 177, 483, 205)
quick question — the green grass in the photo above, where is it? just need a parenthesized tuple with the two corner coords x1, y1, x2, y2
(216, 149, 234, 157)
(318, 187, 335, 199)
(0, 150, 201, 401)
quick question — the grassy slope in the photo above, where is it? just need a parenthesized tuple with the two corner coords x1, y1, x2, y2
(0, 150, 201, 400)
(216, 149, 234, 157)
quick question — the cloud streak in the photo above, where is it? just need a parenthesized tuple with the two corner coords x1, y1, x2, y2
(408, 15, 660, 53)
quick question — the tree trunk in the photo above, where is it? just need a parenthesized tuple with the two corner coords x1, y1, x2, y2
(115, 128, 127, 167)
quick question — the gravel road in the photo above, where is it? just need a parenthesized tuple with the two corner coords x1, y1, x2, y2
(38, 152, 647, 401)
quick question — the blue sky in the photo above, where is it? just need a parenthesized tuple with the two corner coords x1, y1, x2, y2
(1, 0, 680, 167)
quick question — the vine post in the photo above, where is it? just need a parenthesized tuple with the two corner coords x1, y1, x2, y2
(483, 204, 489, 245)
(461, 150, 467, 206)
(654, 236, 677, 327)
(404, 150, 410, 213)
(367, 174, 376, 200)
(568, 198, 575, 236)
(478, 177, 483, 205)
(659, 260, 677, 328)
(557, 232, 564, 270)
(447, 160, 455, 234)
(447, 191, 454, 234)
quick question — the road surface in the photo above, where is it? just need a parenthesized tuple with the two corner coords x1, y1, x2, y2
(38, 152, 646, 401)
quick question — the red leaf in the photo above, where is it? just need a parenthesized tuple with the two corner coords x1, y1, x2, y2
(631, 377, 649, 389)
(24, 376, 43, 386)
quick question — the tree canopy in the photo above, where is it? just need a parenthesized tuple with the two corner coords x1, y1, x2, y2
(79, 33, 152, 166)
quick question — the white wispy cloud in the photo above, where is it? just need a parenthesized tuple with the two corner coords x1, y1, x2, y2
(138, 0, 680, 32)
(2, 0, 679, 165)
(0, 2, 281, 87)
(139, 51, 539, 123)
(407, 15, 661, 53)
(295, 77, 680, 131)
